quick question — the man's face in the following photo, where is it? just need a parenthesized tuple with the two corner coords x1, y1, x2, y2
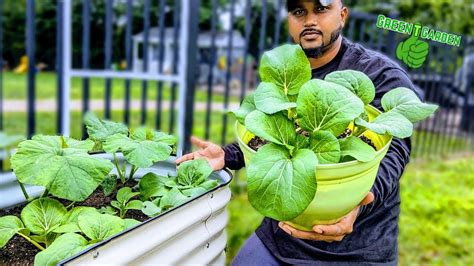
(288, 0, 348, 58)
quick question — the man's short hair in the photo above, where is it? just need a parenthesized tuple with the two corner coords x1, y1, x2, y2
(286, 0, 344, 11)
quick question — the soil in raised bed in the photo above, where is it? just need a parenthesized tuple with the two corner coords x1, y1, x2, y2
(0, 179, 149, 265)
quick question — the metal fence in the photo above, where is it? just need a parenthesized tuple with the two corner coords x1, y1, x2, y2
(0, 0, 472, 160)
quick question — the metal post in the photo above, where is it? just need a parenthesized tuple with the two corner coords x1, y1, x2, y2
(124, 0, 133, 124)
(81, 0, 91, 138)
(56, 0, 64, 135)
(169, 0, 180, 135)
(0, 0, 3, 131)
(155, 0, 167, 130)
(104, 0, 113, 119)
(141, 0, 151, 125)
(61, 0, 71, 137)
(26, 0, 36, 138)
(178, 0, 200, 155)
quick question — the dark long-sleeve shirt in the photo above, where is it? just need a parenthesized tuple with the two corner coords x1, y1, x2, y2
(223, 37, 423, 265)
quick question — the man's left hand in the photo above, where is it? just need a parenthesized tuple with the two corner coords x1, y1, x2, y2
(278, 192, 374, 242)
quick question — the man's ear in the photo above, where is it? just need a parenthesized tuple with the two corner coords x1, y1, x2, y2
(340, 7, 348, 28)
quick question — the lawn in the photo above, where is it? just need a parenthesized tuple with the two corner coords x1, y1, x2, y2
(2, 109, 237, 146)
(1, 71, 242, 103)
(225, 156, 474, 265)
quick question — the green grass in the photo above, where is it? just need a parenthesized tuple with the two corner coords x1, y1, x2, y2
(2, 71, 241, 103)
(2, 109, 237, 145)
(412, 130, 473, 158)
(225, 156, 474, 265)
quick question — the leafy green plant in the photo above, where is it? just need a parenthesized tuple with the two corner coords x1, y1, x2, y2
(138, 159, 219, 217)
(35, 207, 139, 266)
(3, 112, 221, 264)
(10, 136, 114, 202)
(84, 112, 177, 183)
(0, 198, 66, 251)
(0, 199, 140, 266)
(110, 187, 143, 218)
(232, 44, 438, 221)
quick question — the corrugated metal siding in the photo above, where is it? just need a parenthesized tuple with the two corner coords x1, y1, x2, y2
(64, 186, 231, 265)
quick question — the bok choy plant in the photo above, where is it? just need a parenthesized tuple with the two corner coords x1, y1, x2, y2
(232, 44, 438, 221)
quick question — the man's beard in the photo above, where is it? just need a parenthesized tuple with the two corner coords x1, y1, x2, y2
(300, 26, 342, 58)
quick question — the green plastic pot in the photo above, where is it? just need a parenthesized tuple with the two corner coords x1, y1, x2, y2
(235, 105, 393, 231)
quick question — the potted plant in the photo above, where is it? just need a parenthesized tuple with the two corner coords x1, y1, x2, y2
(232, 44, 438, 231)
(0, 113, 232, 265)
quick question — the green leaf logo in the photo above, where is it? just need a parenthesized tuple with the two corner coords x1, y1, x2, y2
(396, 34, 430, 69)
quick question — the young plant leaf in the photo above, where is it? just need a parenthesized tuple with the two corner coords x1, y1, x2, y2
(247, 144, 318, 221)
(176, 159, 213, 187)
(339, 136, 376, 162)
(293, 134, 310, 150)
(152, 132, 177, 146)
(309, 130, 341, 164)
(11, 135, 114, 201)
(0, 216, 25, 248)
(63, 137, 95, 151)
(355, 111, 413, 138)
(125, 200, 144, 211)
(103, 133, 172, 168)
(381, 87, 438, 123)
(83, 112, 128, 142)
(199, 179, 219, 190)
(100, 174, 117, 197)
(53, 223, 81, 234)
(117, 187, 140, 204)
(141, 201, 162, 217)
(324, 70, 376, 105)
(99, 206, 118, 216)
(159, 188, 189, 210)
(123, 219, 141, 229)
(259, 44, 311, 95)
(34, 233, 89, 266)
(296, 79, 364, 136)
(245, 110, 296, 150)
(181, 187, 207, 197)
(231, 92, 256, 125)
(21, 198, 67, 235)
(77, 212, 124, 241)
(139, 172, 171, 200)
(254, 82, 297, 114)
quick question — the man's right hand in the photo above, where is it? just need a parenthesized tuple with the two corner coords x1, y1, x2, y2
(175, 136, 225, 171)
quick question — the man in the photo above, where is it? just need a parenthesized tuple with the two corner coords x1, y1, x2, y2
(176, 0, 422, 264)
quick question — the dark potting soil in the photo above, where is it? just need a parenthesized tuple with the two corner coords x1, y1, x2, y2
(359, 135, 377, 150)
(337, 128, 353, 139)
(0, 179, 149, 265)
(248, 136, 269, 151)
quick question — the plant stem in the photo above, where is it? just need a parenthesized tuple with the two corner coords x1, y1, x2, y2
(113, 153, 125, 183)
(17, 232, 45, 251)
(18, 182, 30, 201)
(127, 165, 137, 181)
(66, 201, 76, 209)
(40, 189, 49, 198)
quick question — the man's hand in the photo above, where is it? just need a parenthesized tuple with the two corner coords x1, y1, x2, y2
(175, 136, 225, 171)
(278, 192, 374, 242)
